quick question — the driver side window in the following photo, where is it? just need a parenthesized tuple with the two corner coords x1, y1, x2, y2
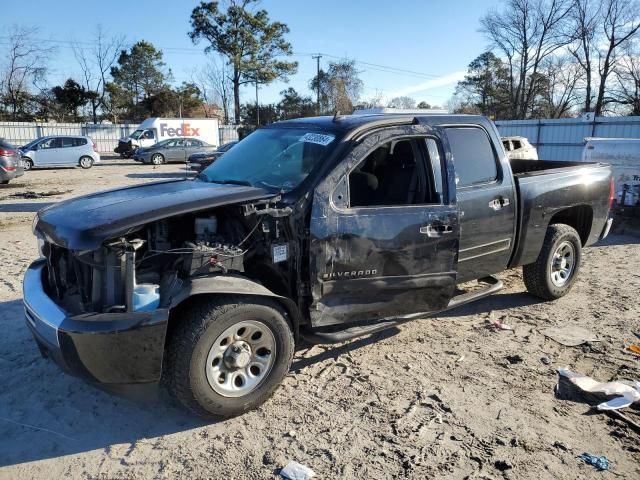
(348, 138, 439, 208)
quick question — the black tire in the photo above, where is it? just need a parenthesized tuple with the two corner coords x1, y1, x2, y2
(79, 156, 94, 169)
(523, 224, 582, 300)
(164, 296, 294, 418)
(22, 158, 33, 171)
(151, 153, 164, 165)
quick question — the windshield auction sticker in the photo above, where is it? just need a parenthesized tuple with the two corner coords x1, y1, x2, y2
(300, 132, 335, 146)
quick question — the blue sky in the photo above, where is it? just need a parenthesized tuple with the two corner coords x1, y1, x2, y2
(1, 0, 502, 107)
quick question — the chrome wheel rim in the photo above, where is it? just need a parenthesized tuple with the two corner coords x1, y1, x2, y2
(80, 157, 92, 168)
(205, 320, 276, 398)
(152, 154, 163, 165)
(550, 241, 575, 287)
(22, 159, 32, 170)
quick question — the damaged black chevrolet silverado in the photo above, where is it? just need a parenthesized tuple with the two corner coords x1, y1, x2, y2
(24, 113, 614, 417)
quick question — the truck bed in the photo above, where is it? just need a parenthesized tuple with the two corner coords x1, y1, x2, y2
(509, 159, 597, 177)
(508, 159, 612, 269)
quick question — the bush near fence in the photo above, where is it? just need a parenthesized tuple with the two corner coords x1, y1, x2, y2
(0, 122, 240, 154)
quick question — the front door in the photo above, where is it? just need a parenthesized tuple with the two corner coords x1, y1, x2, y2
(309, 124, 459, 327)
(35, 137, 63, 166)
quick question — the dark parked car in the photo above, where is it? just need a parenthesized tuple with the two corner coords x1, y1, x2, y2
(188, 141, 238, 173)
(0, 139, 25, 184)
(133, 137, 217, 165)
(25, 113, 613, 418)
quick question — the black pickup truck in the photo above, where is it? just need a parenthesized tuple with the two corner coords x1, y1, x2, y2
(25, 113, 613, 417)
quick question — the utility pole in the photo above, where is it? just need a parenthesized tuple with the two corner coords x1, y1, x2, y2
(255, 77, 260, 126)
(312, 54, 322, 115)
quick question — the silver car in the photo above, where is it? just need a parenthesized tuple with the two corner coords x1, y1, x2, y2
(19, 136, 101, 170)
(0, 139, 25, 184)
(134, 137, 217, 165)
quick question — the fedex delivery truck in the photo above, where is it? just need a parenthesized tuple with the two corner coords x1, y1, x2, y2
(114, 118, 220, 158)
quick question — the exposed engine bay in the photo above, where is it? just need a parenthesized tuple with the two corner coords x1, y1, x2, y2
(42, 198, 296, 316)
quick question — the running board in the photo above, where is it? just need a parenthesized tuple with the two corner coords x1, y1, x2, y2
(300, 276, 503, 345)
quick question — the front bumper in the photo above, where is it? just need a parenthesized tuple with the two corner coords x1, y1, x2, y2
(23, 260, 169, 385)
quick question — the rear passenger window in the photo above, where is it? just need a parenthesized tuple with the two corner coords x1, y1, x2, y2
(446, 127, 498, 186)
(73, 137, 87, 146)
(61, 138, 75, 148)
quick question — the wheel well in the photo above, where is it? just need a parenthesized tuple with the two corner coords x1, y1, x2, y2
(166, 292, 300, 343)
(548, 205, 593, 245)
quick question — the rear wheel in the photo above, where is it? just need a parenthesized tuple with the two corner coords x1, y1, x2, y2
(79, 156, 93, 169)
(22, 158, 33, 171)
(523, 224, 582, 300)
(151, 153, 164, 165)
(164, 296, 294, 418)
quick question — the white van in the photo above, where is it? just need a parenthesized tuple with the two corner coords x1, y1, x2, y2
(115, 118, 220, 157)
(582, 137, 640, 205)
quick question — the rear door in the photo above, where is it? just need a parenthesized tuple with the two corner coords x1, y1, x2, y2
(310, 124, 459, 327)
(169, 138, 187, 162)
(59, 137, 77, 165)
(444, 126, 516, 282)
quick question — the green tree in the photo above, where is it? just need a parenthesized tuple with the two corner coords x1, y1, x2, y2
(310, 60, 363, 114)
(140, 82, 204, 117)
(51, 78, 90, 120)
(453, 51, 511, 119)
(189, 0, 298, 124)
(417, 101, 432, 109)
(241, 102, 278, 126)
(277, 87, 315, 120)
(108, 40, 170, 118)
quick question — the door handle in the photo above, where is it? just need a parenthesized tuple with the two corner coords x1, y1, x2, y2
(489, 197, 510, 210)
(420, 224, 453, 236)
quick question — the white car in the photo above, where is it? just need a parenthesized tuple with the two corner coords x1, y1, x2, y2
(502, 136, 538, 160)
(19, 136, 101, 170)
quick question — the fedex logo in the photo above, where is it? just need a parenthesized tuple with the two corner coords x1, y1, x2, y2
(160, 123, 200, 137)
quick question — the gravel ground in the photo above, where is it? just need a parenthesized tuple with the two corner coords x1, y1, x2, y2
(0, 160, 638, 479)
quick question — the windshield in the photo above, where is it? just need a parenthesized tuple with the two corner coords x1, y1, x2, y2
(130, 129, 144, 140)
(21, 139, 39, 150)
(199, 128, 337, 192)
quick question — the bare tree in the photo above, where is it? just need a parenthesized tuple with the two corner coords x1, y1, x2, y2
(0, 25, 56, 119)
(388, 96, 416, 109)
(535, 56, 583, 117)
(73, 26, 125, 123)
(481, 0, 573, 119)
(593, 0, 640, 115)
(610, 42, 640, 115)
(195, 57, 233, 123)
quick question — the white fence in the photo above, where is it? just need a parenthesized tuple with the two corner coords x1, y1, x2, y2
(495, 116, 640, 161)
(0, 121, 239, 154)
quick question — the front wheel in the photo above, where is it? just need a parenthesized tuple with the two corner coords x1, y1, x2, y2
(79, 156, 94, 169)
(164, 296, 294, 418)
(22, 158, 33, 171)
(523, 224, 582, 300)
(151, 153, 164, 165)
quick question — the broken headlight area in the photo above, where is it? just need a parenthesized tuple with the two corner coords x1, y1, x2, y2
(41, 207, 260, 316)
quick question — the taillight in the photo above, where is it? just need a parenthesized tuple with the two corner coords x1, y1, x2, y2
(0, 148, 16, 156)
(92, 143, 97, 152)
(608, 177, 615, 210)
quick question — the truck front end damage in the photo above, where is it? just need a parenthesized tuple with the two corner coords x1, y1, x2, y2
(24, 181, 297, 390)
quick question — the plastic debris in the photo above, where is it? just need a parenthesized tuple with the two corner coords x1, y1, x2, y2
(541, 326, 599, 346)
(558, 368, 640, 411)
(628, 344, 640, 356)
(488, 319, 513, 331)
(578, 453, 610, 471)
(280, 461, 315, 480)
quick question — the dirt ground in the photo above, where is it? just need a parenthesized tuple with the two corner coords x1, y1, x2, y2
(0, 159, 638, 479)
